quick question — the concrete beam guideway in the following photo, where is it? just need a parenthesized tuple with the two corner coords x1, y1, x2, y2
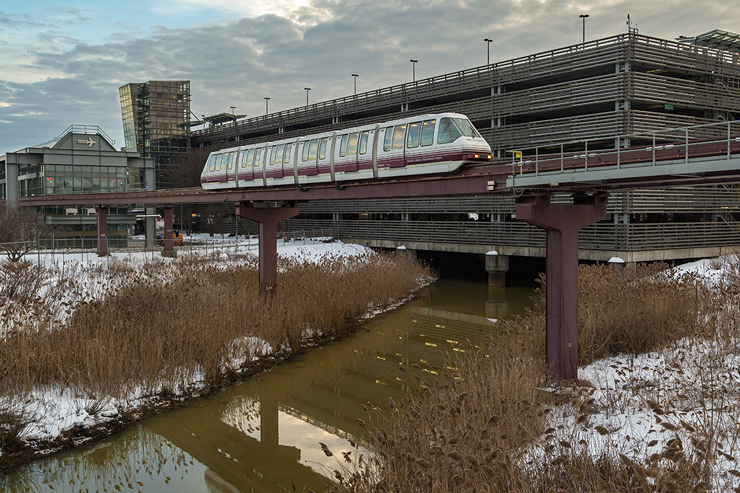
(235, 201, 299, 297)
(515, 192, 608, 382)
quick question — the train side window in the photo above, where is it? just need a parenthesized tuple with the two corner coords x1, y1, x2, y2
(284, 144, 293, 164)
(245, 150, 254, 168)
(438, 118, 462, 144)
(339, 134, 348, 157)
(227, 152, 234, 170)
(359, 131, 369, 155)
(383, 127, 393, 151)
(302, 142, 310, 162)
(421, 119, 436, 146)
(392, 125, 406, 150)
(347, 132, 359, 156)
(406, 122, 421, 148)
(308, 139, 318, 160)
(319, 138, 328, 159)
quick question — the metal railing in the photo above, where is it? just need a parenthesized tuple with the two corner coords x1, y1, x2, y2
(287, 218, 740, 252)
(507, 120, 740, 186)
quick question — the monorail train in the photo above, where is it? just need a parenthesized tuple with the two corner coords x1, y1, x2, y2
(200, 112, 491, 189)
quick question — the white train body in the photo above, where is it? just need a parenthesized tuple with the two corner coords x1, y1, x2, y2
(200, 113, 491, 190)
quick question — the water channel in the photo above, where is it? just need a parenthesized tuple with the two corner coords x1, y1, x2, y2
(3, 278, 533, 492)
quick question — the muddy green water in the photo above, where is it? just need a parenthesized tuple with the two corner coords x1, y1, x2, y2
(3, 279, 532, 493)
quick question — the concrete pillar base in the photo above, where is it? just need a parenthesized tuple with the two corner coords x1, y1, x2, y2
(162, 207, 175, 257)
(485, 253, 509, 287)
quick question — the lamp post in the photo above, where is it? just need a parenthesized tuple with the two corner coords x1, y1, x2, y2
(484, 37, 492, 65)
(351, 73, 358, 95)
(579, 14, 589, 44)
(410, 59, 418, 82)
(304, 87, 311, 107)
(230, 106, 235, 114)
(264, 97, 270, 115)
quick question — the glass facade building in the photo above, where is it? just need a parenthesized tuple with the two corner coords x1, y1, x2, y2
(0, 125, 153, 248)
(119, 81, 191, 189)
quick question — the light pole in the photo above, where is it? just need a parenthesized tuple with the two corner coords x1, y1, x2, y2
(579, 14, 589, 44)
(484, 37, 492, 65)
(351, 73, 358, 95)
(264, 97, 270, 115)
(410, 59, 418, 82)
(304, 87, 311, 107)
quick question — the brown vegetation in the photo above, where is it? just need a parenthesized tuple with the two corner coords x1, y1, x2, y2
(332, 261, 740, 492)
(0, 250, 430, 472)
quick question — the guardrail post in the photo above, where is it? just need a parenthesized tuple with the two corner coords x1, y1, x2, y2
(728, 121, 731, 160)
(652, 132, 656, 165)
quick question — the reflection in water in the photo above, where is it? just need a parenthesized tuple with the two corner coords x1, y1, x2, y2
(3, 279, 531, 492)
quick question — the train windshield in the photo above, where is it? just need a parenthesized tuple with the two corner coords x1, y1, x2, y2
(438, 117, 480, 144)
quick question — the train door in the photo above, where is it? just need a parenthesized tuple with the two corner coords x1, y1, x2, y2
(301, 138, 320, 175)
(357, 129, 373, 171)
(338, 132, 360, 172)
(268, 145, 285, 179)
(390, 123, 407, 168)
(282, 142, 294, 180)
(225, 152, 236, 183)
(404, 120, 425, 167)
(239, 149, 254, 182)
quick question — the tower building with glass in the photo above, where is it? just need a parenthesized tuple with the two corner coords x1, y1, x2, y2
(119, 81, 191, 189)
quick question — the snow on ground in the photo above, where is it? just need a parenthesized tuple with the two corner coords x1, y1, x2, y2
(530, 257, 740, 491)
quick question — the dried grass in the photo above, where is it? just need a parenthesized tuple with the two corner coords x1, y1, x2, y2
(333, 260, 740, 492)
(0, 250, 430, 468)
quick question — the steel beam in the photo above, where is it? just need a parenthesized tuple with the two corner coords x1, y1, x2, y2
(515, 192, 608, 382)
(96, 206, 108, 256)
(235, 202, 299, 298)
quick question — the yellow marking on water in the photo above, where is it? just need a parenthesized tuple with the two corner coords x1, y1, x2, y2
(376, 356, 386, 361)
(375, 380, 386, 385)
(425, 342, 437, 347)
(446, 339, 459, 344)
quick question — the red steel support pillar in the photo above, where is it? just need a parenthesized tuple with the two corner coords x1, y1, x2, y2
(96, 206, 108, 256)
(235, 201, 299, 298)
(515, 192, 607, 382)
(162, 207, 176, 258)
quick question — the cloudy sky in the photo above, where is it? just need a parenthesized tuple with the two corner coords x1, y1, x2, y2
(0, 0, 738, 152)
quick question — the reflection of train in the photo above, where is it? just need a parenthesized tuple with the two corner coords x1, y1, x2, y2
(200, 113, 491, 189)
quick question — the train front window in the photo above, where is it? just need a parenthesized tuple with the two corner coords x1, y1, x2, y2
(359, 131, 369, 155)
(392, 125, 406, 150)
(438, 118, 462, 144)
(406, 122, 421, 148)
(421, 120, 436, 146)
(208, 155, 215, 172)
(453, 118, 480, 138)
